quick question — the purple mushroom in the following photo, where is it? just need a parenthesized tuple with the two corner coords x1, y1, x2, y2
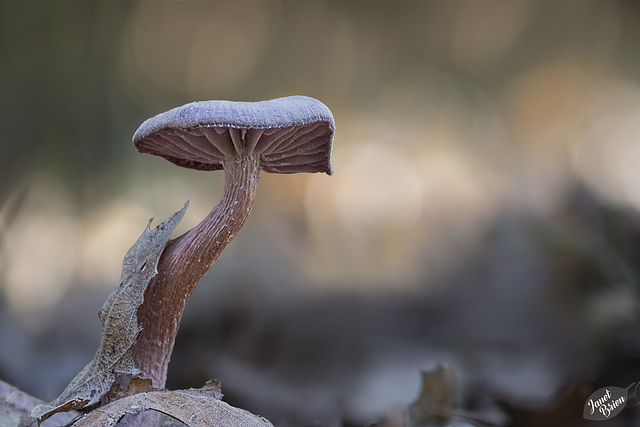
(131, 95, 335, 387)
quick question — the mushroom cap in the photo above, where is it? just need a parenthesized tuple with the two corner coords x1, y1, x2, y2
(133, 95, 335, 175)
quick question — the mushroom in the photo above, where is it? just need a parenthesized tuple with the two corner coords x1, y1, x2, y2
(131, 95, 335, 388)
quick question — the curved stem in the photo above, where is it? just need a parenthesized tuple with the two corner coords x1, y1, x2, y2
(132, 153, 261, 388)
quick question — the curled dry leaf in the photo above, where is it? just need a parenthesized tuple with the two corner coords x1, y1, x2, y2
(403, 365, 505, 427)
(2, 378, 76, 427)
(28, 203, 188, 425)
(406, 364, 458, 427)
(70, 381, 273, 427)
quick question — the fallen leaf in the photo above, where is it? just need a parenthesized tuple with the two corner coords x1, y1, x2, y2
(28, 203, 188, 424)
(69, 381, 273, 427)
(1, 378, 78, 427)
(403, 366, 507, 427)
(406, 364, 458, 427)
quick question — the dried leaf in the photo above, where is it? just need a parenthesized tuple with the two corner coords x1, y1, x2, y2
(29, 203, 188, 424)
(70, 381, 273, 427)
(406, 364, 458, 427)
(2, 378, 80, 427)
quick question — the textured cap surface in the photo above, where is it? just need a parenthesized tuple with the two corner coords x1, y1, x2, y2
(133, 96, 334, 174)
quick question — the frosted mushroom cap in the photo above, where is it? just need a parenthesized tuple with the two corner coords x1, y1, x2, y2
(133, 95, 335, 175)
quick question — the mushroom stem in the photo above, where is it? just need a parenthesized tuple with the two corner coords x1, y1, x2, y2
(132, 153, 261, 388)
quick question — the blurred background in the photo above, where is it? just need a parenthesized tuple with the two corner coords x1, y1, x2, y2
(2, 1, 640, 426)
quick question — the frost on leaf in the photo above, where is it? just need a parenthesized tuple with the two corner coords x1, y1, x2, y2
(69, 380, 273, 427)
(28, 203, 188, 424)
